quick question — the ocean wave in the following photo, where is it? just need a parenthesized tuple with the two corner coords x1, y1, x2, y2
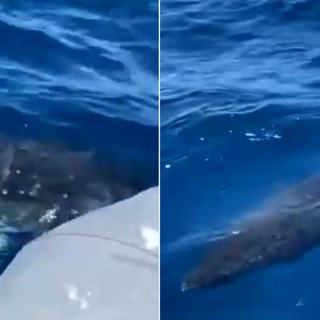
(161, 0, 320, 168)
(0, 1, 158, 124)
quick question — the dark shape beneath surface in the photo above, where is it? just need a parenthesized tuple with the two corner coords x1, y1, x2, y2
(0, 134, 149, 236)
(183, 175, 320, 291)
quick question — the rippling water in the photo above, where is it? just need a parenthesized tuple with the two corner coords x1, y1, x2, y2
(0, 0, 158, 273)
(161, 0, 320, 319)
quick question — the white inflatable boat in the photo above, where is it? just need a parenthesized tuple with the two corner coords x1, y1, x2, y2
(0, 187, 159, 320)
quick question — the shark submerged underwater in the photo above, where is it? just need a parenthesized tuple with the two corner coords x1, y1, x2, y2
(0, 134, 149, 237)
(182, 175, 320, 291)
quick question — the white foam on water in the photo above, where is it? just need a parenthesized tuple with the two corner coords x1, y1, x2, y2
(0, 233, 9, 250)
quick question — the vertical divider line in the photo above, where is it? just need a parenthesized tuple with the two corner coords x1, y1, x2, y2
(158, 0, 161, 318)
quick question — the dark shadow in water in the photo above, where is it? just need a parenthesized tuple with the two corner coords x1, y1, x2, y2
(0, 230, 35, 275)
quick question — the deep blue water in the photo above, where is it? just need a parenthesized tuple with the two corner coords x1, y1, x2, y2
(161, 0, 320, 319)
(0, 0, 158, 273)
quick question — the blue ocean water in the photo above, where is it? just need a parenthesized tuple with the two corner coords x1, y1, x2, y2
(0, 0, 158, 273)
(161, 0, 320, 319)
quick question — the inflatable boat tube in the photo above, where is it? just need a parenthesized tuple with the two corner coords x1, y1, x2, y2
(0, 187, 159, 320)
